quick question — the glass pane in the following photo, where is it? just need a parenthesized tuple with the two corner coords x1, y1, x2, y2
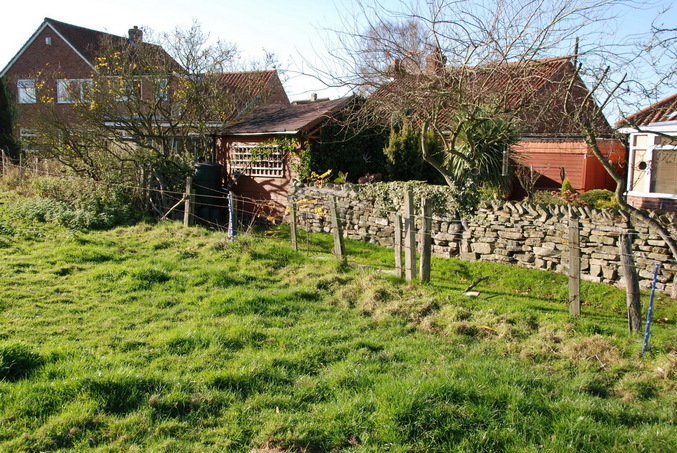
(630, 149, 647, 192)
(17, 79, 36, 103)
(155, 79, 168, 101)
(651, 150, 677, 193)
(82, 79, 93, 99)
(57, 80, 75, 103)
(657, 135, 677, 146)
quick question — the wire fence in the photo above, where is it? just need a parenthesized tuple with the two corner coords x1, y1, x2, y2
(1, 157, 675, 292)
(284, 187, 677, 292)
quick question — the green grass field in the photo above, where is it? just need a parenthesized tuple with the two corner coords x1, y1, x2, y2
(0, 215, 675, 452)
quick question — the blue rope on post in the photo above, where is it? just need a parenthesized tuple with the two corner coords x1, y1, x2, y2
(642, 262, 661, 355)
(227, 192, 236, 242)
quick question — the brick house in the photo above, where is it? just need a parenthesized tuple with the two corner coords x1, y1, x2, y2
(0, 18, 182, 144)
(370, 54, 626, 195)
(618, 93, 677, 211)
(0, 18, 289, 154)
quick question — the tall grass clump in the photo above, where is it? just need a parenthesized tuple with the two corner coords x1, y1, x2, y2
(8, 175, 142, 230)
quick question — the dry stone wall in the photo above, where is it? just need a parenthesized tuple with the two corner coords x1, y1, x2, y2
(289, 183, 677, 294)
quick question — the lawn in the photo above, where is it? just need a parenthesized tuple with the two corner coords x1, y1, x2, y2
(0, 215, 675, 452)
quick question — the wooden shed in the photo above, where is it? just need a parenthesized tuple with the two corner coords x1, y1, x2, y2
(217, 97, 353, 219)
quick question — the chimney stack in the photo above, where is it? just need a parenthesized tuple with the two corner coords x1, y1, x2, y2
(387, 58, 405, 77)
(128, 26, 143, 44)
(425, 48, 447, 75)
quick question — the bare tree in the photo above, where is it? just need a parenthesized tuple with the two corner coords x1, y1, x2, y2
(642, 6, 677, 94)
(315, 1, 629, 201)
(555, 3, 677, 324)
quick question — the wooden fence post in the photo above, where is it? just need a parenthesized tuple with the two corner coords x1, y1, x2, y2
(394, 213, 403, 278)
(419, 198, 432, 283)
(183, 176, 194, 227)
(290, 201, 298, 252)
(568, 215, 581, 316)
(18, 153, 25, 181)
(404, 188, 416, 281)
(329, 195, 345, 260)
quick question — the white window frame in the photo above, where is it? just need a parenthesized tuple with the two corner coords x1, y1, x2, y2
(649, 135, 677, 195)
(57, 78, 93, 104)
(627, 131, 677, 197)
(230, 145, 285, 178)
(17, 79, 36, 104)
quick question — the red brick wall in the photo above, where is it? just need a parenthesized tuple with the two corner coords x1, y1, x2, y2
(627, 196, 677, 212)
(4, 25, 95, 129)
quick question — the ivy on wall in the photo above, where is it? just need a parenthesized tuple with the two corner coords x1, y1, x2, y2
(355, 181, 458, 217)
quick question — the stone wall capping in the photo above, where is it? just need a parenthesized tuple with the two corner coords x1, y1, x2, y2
(534, 204, 549, 222)
(515, 203, 525, 215)
(289, 184, 677, 294)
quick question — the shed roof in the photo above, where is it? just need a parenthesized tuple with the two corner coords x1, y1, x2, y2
(221, 97, 353, 136)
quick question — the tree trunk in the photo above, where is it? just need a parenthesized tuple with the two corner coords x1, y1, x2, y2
(619, 229, 642, 332)
(585, 129, 677, 299)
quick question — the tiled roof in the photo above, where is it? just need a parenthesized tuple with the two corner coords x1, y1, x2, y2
(221, 97, 353, 135)
(217, 70, 289, 104)
(28, 17, 182, 72)
(0, 18, 181, 75)
(370, 56, 611, 136)
(618, 93, 677, 127)
(219, 71, 274, 93)
(45, 18, 122, 64)
(46, 18, 181, 72)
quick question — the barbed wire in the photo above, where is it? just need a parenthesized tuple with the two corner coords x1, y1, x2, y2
(288, 195, 677, 273)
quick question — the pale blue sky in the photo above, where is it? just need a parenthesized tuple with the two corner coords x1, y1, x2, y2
(1, 0, 673, 106)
